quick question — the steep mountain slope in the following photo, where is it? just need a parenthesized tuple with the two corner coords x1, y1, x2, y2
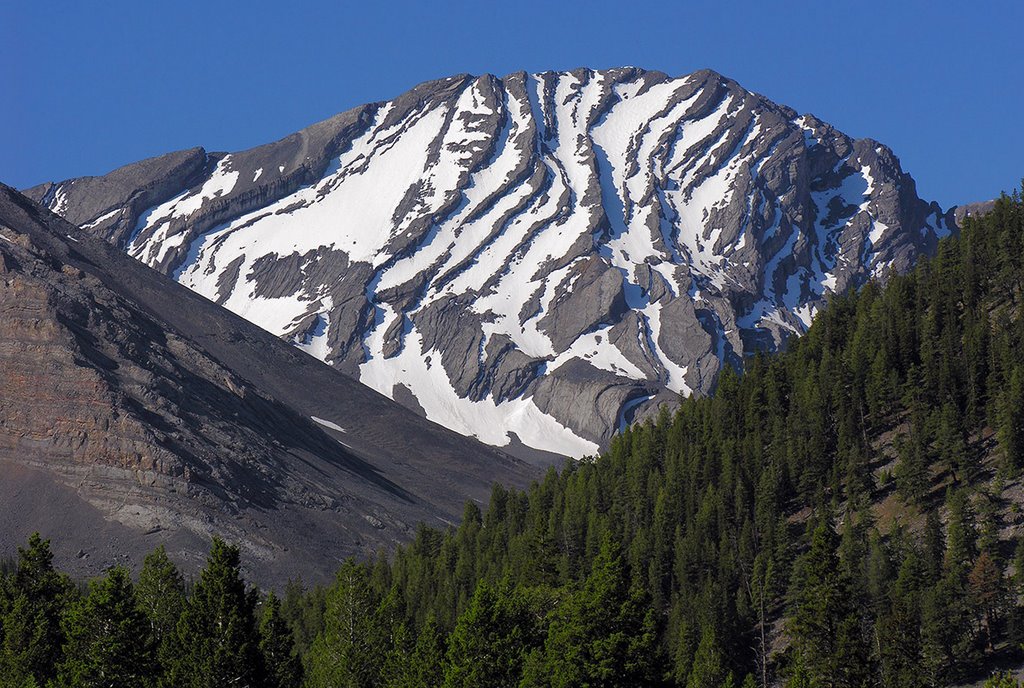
(28, 68, 954, 459)
(0, 184, 534, 585)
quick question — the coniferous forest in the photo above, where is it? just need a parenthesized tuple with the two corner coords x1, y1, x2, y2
(1, 189, 1023, 687)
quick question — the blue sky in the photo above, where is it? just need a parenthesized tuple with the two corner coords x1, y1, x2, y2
(3, 1, 1021, 208)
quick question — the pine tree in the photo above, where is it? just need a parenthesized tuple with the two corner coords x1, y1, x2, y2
(969, 551, 1007, 652)
(0, 534, 73, 686)
(135, 545, 186, 678)
(922, 511, 945, 584)
(169, 538, 264, 688)
(386, 615, 445, 688)
(686, 624, 724, 688)
(877, 548, 927, 688)
(894, 431, 930, 506)
(443, 581, 535, 688)
(539, 537, 662, 688)
(305, 559, 382, 688)
(921, 573, 981, 682)
(944, 489, 978, 577)
(55, 566, 156, 687)
(997, 367, 1024, 470)
(280, 578, 325, 659)
(787, 520, 872, 687)
(258, 592, 302, 688)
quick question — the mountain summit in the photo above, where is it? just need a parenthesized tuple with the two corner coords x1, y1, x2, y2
(28, 68, 954, 459)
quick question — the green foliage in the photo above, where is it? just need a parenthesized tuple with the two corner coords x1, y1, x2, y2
(135, 544, 185, 677)
(443, 580, 537, 688)
(258, 592, 303, 688)
(984, 672, 1024, 688)
(280, 578, 324, 661)
(787, 520, 872, 687)
(55, 566, 155, 687)
(385, 614, 445, 688)
(169, 538, 264, 688)
(534, 538, 663, 687)
(0, 533, 74, 687)
(304, 560, 385, 688)
(998, 367, 1024, 470)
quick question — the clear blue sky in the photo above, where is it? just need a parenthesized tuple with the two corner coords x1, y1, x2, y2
(3, 0, 1021, 208)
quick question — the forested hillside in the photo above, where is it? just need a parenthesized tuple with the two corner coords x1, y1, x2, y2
(0, 188, 1022, 687)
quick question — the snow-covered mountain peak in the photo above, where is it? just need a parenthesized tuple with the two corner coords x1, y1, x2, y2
(29, 68, 953, 462)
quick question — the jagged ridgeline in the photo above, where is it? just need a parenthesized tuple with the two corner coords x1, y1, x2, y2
(3, 190, 1022, 686)
(27, 68, 953, 461)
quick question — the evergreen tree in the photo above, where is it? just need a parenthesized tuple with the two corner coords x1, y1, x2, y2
(968, 551, 1007, 652)
(877, 548, 927, 688)
(305, 559, 382, 688)
(135, 544, 186, 678)
(169, 538, 263, 688)
(787, 520, 872, 687)
(997, 367, 1024, 470)
(258, 592, 302, 688)
(921, 574, 980, 683)
(55, 566, 156, 688)
(944, 490, 978, 577)
(443, 581, 535, 688)
(280, 578, 325, 659)
(0, 186, 1017, 688)
(386, 615, 445, 688)
(0, 534, 73, 687)
(538, 538, 663, 688)
(686, 624, 725, 688)
(894, 431, 930, 506)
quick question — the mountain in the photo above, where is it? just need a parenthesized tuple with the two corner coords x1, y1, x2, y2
(0, 184, 534, 585)
(27, 67, 955, 460)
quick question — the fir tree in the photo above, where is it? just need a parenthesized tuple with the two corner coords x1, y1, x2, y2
(0, 534, 73, 686)
(787, 520, 872, 687)
(258, 592, 302, 688)
(169, 538, 263, 688)
(997, 367, 1024, 470)
(443, 581, 535, 688)
(538, 538, 663, 688)
(686, 624, 725, 688)
(386, 615, 445, 688)
(305, 559, 382, 688)
(55, 566, 156, 688)
(135, 545, 185, 678)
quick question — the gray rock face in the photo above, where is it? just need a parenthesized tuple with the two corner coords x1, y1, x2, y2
(955, 200, 997, 225)
(32, 67, 956, 459)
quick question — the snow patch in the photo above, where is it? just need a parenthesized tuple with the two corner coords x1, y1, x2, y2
(81, 208, 121, 229)
(360, 305, 597, 458)
(548, 325, 646, 379)
(311, 416, 346, 433)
